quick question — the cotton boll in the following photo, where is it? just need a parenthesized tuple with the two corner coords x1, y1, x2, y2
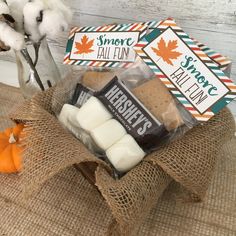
(39, 0, 72, 23)
(39, 9, 68, 39)
(9, 0, 72, 41)
(55, 0, 72, 23)
(8, 0, 28, 33)
(0, 21, 25, 50)
(23, 1, 44, 42)
(0, 13, 16, 51)
(0, 0, 10, 15)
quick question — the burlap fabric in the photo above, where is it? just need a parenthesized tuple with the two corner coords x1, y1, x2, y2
(0, 83, 236, 236)
(0, 83, 24, 127)
(0, 142, 235, 236)
(5, 76, 235, 236)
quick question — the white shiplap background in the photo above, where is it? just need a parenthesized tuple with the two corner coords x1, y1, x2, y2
(0, 0, 236, 113)
(61, 0, 236, 78)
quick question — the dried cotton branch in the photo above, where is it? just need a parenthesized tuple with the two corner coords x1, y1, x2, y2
(0, 0, 72, 90)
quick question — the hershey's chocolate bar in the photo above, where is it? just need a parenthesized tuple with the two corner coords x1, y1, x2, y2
(71, 83, 94, 107)
(96, 77, 168, 150)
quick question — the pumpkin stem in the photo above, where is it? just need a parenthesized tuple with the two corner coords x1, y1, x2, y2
(9, 133, 17, 144)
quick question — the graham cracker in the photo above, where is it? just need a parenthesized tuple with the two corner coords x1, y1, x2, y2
(132, 78, 184, 131)
(82, 71, 116, 91)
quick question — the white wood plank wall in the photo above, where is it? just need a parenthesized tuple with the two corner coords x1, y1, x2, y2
(57, 0, 236, 80)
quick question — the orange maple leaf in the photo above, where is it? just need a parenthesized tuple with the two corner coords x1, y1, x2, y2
(151, 38, 182, 66)
(74, 35, 94, 55)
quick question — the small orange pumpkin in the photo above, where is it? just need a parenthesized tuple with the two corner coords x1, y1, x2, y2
(0, 123, 24, 173)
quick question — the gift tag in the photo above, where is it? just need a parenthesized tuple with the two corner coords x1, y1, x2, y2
(135, 19, 236, 121)
(146, 19, 232, 76)
(64, 23, 147, 68)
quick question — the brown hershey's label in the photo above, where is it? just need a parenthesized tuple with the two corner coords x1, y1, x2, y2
(71, 83, 94, 108)
(96, 77, 168, 150)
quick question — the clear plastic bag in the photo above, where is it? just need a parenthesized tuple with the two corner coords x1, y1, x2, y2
(57, 60, 197, 175)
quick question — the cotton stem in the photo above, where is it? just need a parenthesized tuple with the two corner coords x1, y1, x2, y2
(21, 48, 45, 91)
(9, 133, 16, 144)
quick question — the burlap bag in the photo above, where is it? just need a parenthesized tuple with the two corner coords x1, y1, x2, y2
(9, 74, 235, 236)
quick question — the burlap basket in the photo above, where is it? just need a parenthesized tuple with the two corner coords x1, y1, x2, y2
(9, 74, 235, 236)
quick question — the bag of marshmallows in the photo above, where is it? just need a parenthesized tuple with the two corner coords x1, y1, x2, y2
(58, 18, 235, 177)
(58, 59, 195, 176)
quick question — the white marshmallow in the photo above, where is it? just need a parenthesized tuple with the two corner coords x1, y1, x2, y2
(76, 97, 112, 132)
(91, 119, 126, 150)
(58, 103, 103, 154)
(58, 104, 81, 137)
(58, 104, 79, 124)
(106, 134, 145, 172)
